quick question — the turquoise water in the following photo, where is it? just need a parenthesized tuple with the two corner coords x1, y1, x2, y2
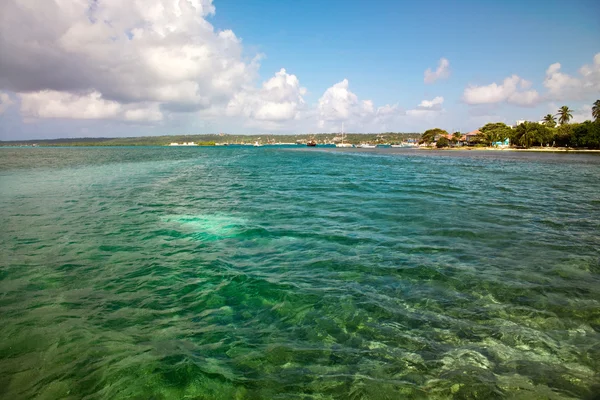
(1, 146, 599, 399)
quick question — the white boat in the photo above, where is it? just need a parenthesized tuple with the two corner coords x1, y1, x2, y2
(357, 144, 376, 148)
(253, 141, 263, 147)
(391, 142, 417, 148)
(336, 123, 353, 148)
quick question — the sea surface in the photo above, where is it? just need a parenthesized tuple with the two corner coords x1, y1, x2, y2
(1, 146, 599, 399)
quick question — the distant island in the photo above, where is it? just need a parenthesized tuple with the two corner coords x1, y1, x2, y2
(0, 132, 421, 147)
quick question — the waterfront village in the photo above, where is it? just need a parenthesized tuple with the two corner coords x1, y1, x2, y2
(166, 102, 600, 150)
(4, 103, 599, 150)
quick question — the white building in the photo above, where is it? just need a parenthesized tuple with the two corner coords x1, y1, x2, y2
(514, 120, 548, 127)
(169, 142, 197, 146)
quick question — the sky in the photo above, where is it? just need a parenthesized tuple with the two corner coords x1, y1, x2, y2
(0, 0, 599, 140)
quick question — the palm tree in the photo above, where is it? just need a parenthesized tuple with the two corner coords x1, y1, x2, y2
(514, 122, 540, 148)
(450, 131, 462, 146)
(592, 100, 600, 122)
(556, 106, 573, 125)
(542, 114, 556, 127)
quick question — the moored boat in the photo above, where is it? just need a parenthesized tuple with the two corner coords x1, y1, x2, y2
(336, 123, 353, 148)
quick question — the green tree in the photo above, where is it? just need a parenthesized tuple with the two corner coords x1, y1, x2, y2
(557, 106, 573, 125)
(513, 122, 543, 148)
(452, 131, 462, 143)
(536, 125, 552, 146)
(421, 128, 448, 144)
(571, 121, 600, 149)
(554, 124, 573, 147)
(478, 122, 511, 146)
(436, 136, 450, 148)
(592, 100, 600, 122)
(542, 114, 556, 127)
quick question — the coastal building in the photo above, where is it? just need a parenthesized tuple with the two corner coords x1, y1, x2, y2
(439, 133, 465, 146)
(514, 120, 546, 128)
(464, 129, 481, 144)
(169, 142, 197, 146)
(492, 138, 510, 147)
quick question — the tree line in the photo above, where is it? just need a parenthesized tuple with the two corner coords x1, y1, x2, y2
(422, 100, 600, 149)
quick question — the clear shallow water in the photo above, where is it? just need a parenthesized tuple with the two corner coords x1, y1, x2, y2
(1, 146, 599, 399)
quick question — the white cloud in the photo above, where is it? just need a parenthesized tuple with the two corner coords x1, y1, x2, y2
(0, 0, 259, 120)
(424, 58, 450, 84)
(316, 79, 403, 131)
(544, 53, 600, 101)
(226, 68, 306, 123)
(0, 92, 14, 114)
(407, 96, 445, 117)
(317, 79, 359, 121)
(463, 75, 540, 106)
(375, 104, 402, 117)
(416, 96, 444, 110)
(571, 104, 593, 123)
(123, 105, 164, 122)
(19, 90, 163, 121)
(462, 53, 600, 109)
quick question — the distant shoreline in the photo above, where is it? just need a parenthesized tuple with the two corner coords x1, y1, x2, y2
(417, 147, 600, 153)
(3, 144, 600, 153)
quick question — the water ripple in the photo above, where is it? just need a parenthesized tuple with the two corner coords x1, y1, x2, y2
(1, 147, 599, 399)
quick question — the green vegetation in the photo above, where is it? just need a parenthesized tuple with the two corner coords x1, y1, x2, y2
(421, 128, 448, 144)
(451, 131, 462, 144)
(542, 114, 556, 127)
(593, 100, 600, 121)
(557, 105, 573, 125)
(1, 132, 421, 147)
(508, 120, 599, 149)
(436, 136, 450, 148)
(3, 101, 598, 150)
(0, 135, 217, 147)
(512, 122, 549, 147)
(478, 122, 511, 146)
(508, 101, 599, 148)
(419, 100, 600, 150)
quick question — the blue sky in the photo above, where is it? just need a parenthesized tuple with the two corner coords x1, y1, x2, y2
(0, 0, 598, 139)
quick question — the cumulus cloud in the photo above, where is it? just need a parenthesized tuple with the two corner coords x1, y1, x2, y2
(0, 92, 14, 114)
(463, 75, 540, 106)
(571, 104, 593, 123)
(375, 104, 403, 118)
(226, 68, 306, 123)
(19, 90, 163, 121)
(424, 58, 450, 84)
(462, 53, 600, 109)
(415, 96, 444, 110)
(544, 53, 600, 101)
(318, 79, 359, 121)
(0, 0, 260, 122)
(407, 96, 445, 117)
(316, 79, 403, 130)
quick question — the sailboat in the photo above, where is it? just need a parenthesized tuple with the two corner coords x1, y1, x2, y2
(336, 123, 353, 148)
